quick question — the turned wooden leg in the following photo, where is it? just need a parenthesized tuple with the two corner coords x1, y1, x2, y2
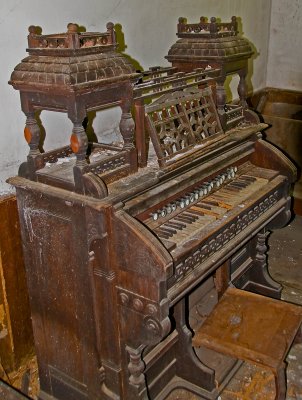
(273, 363, 287, 400)
(24, 113, 41, 156)
(238, 69, 248, 109)
(134, 98, 147, 167)
(120, 84, 135, 150)
(69, 120, 88, 192)
(23, 112, 42, 179)
(126, 345, 148, 400)
(70, 122, 88, 167)
(216, 76, 227, 130)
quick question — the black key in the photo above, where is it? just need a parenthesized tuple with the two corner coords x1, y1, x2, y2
(170, 218, 187, 228)
(157, 227, 174, 237)
(235, 179, 250, 187)
(160, 225, 177, 235)
(225, 184, 241, 192)
(186, 208, 204, 217)
(165, 221, 185, 230)
(155, 230, 170, 239)
(241, 175, 257, 182)
(174, 215, 192, 224)
(228, 182, 246, 189)
(202, 200, 219, 206)
(196, 202, 212, 210)
(182, 212, 198, 222)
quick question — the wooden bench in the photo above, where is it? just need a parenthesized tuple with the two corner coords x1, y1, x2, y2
(192, 287, 302, 399)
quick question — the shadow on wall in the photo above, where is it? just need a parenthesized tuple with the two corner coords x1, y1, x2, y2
(114, 23, 143, 72)
(35, 111, 46, 153)
(224, 17, 259, 103)
(83, 112, 98, 155)
(236, 17, 259, 100)
(243, 17, 259, 101)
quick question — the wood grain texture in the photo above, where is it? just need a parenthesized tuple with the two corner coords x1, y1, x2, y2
(0, 195, 34, 372)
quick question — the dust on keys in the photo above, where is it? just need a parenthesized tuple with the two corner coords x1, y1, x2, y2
(146, 162, 280, 251)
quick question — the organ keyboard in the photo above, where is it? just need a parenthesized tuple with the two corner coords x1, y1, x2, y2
(120, 151, 291, 302)
(9, 27, 297, 400)
(136, 163, 278, 238)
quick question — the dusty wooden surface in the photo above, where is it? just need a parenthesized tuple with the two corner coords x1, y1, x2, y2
(7, 22, 300, 397)
(193, 287, 302, 365)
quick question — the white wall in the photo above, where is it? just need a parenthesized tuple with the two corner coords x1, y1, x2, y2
(0, 0, 272, 192)
(266, 0, 302, 91)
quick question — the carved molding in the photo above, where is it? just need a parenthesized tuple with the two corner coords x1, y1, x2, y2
(117, 287, 159, 316)
(88, 155, 126, 175)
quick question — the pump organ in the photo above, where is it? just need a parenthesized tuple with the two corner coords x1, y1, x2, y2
(8, 20, 297, 400)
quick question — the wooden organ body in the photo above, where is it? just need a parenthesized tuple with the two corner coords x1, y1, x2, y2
(8, 23, 300, 400)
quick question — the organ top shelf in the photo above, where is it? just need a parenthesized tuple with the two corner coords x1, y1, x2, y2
(9, 22, 140, 193)
(166, 16, 257, 129)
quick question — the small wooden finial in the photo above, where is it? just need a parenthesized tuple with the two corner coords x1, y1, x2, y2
(231, 16, 238, 33)
(210, 17, 217, 34)
(28, 25, 38, 35)
(106, 21, 114, 30)
(67, 23, 78, 33)
(106, 22, 116, 45)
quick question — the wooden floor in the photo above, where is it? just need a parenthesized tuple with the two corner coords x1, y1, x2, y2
(5, 216, 302, 400)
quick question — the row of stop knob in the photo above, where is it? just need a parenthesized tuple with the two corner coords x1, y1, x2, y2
(151, 166, 238, 221)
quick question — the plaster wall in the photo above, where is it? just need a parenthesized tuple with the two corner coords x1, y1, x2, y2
(266, 0, 302, 91)
(0, 0, 272, 192)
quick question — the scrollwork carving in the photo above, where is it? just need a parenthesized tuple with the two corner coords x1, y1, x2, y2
(145, 304, 157, 315)
(143, 315, 171, 343)
(120, 293, 130, 305)
(133, 298, 144, 311)
(117, 288, 159, 316)
(143, 316, 161, 336)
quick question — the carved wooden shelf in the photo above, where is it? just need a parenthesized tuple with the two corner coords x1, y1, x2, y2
(9, 22, 140, 196)
(166, 16, 259, 129)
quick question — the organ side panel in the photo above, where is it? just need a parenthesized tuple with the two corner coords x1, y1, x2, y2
(112, 210, 173, 398)
(13, 181, 103, 400)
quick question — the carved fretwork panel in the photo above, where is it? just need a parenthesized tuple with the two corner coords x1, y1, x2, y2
(151, 105, 192, 156)
(184, 95, 219, 140)
(145, 87, 224, 167)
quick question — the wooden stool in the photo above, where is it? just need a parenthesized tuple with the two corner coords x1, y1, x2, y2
(192, 287, 302, 399)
